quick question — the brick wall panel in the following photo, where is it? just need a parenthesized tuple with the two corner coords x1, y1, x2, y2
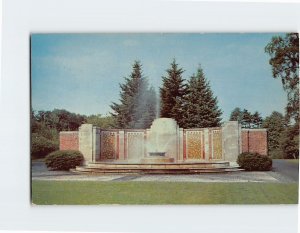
(241, 130, 267, 155)
(59, 132, 79, 150)
(241, 131, 249, 153)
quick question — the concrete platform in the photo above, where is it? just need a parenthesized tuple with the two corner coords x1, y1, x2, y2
(73, 161, 243, 174)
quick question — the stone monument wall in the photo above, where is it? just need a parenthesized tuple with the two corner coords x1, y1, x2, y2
(59, 120, 268, 164)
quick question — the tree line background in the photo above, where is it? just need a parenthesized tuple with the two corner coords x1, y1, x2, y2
(31, 33, 299, 160)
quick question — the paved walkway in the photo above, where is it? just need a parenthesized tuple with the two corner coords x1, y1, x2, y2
(271, 159, 299, 182)
(31, 160, 298, 183)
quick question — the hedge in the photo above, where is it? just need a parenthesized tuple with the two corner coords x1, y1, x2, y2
(31, 133, 58, 159)
(45, 150, 84, 171)
(237, 152, 272, 171)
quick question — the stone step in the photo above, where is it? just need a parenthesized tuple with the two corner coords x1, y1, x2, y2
(73, 166, 243, 174)
(92, 160, 230, 165)
(87, 162, 231, 169)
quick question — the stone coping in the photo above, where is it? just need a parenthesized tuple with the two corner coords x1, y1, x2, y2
(241, 128, 267, 131)
(59, 131, 78, 134)
(92, 160, 229, 165)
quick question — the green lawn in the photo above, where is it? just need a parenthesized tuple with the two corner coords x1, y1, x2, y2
(286, 159, 299, 165)
(32, 181, 298, 205)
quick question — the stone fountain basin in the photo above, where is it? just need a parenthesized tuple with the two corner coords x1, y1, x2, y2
(149, 152, 166, 157)
(140, 153, 174, 164)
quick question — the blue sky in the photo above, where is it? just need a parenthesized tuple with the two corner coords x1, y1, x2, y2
(31, 33, 287, 120)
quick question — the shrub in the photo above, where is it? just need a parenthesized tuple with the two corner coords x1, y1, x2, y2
(45, 150, 84, 171)
(269, 148, 284, 159)
(237, 152, 272, 171)
(31, 133, 59, 159)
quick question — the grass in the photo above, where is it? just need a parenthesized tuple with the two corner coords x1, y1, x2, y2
(286, 159, 299, 165)
(32, 181, 298, 205)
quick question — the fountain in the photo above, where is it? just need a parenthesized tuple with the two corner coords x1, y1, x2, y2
(148, 152, 165, 156)
(140, 118, 177, 164)
(65, 117, 244, 174)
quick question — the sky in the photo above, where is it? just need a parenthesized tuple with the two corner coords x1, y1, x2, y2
(31, 33, 287, 121)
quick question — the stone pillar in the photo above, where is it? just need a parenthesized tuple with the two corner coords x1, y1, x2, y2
(204, 128, 209, 161)
(178, 128, 184, 161)
(93, 126, 101, 162)
(222, 121, 241, 162)
(118, 130, 125, 160)
(79, 124, 93, 164)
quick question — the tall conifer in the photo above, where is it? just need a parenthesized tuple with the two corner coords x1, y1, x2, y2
(183, 67, 222, 128)
(111, 61, 156, 129)
(160, 59, 187, 126)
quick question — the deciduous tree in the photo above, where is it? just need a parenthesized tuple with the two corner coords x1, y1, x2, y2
(265, 33, 299, 121)
(262, 111, 285, 152)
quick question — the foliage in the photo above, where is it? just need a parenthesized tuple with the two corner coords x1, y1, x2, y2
(280, 122, 299, 159)
(110, 61, 157, 129)
(252, 111, 263, 128)
(132, 83, 157, 129)
(229, 108, 263, 128)
(229, 107, 243, 122)
(268, 148, 284, 159)
(45, 150, 84, 171)
(86, 114, 116, 128)
(265, 33, 299, 121)
(183, 66, 222, 128)
(31, 133, 59, 159)
(32, 120, 59, 142)
(262, 111, 299, 159)
(160, 59, 187, 127)
(237, 153, 272, 171)
(262, 111, 285, 152)
(34, 109, 86, 131)
(31, 108, 86, 159)
(240, 109, 252, 128)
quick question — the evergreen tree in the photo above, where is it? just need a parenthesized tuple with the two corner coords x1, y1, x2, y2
(131, 83, 157, 129)
(183, 67, 222, 128)
(229, 107, 243, 122)
(229, 108, 263, 128)
(241, 109, 252, 128)
(262, 111, 285, 152)
(110, 61, 156, 129)
(251, 111, 263, 128)
(160, 59, 187, 126)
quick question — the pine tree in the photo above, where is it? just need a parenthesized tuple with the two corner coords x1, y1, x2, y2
(183, 67, 222, 128)
(131, 83, 157, 129)
(251, 111, 263, 128)
(241, 109, 252, 128)
(160, 59, 187, 126)
(229, 107, 243, 122)
(230, 108, 263, 128)
(110, 61, 157, 129)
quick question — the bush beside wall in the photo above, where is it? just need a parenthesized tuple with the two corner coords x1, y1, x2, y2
(31, 133, 59, 159)
(45, 150, 84, 171)
(237, 152, 272, 171)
